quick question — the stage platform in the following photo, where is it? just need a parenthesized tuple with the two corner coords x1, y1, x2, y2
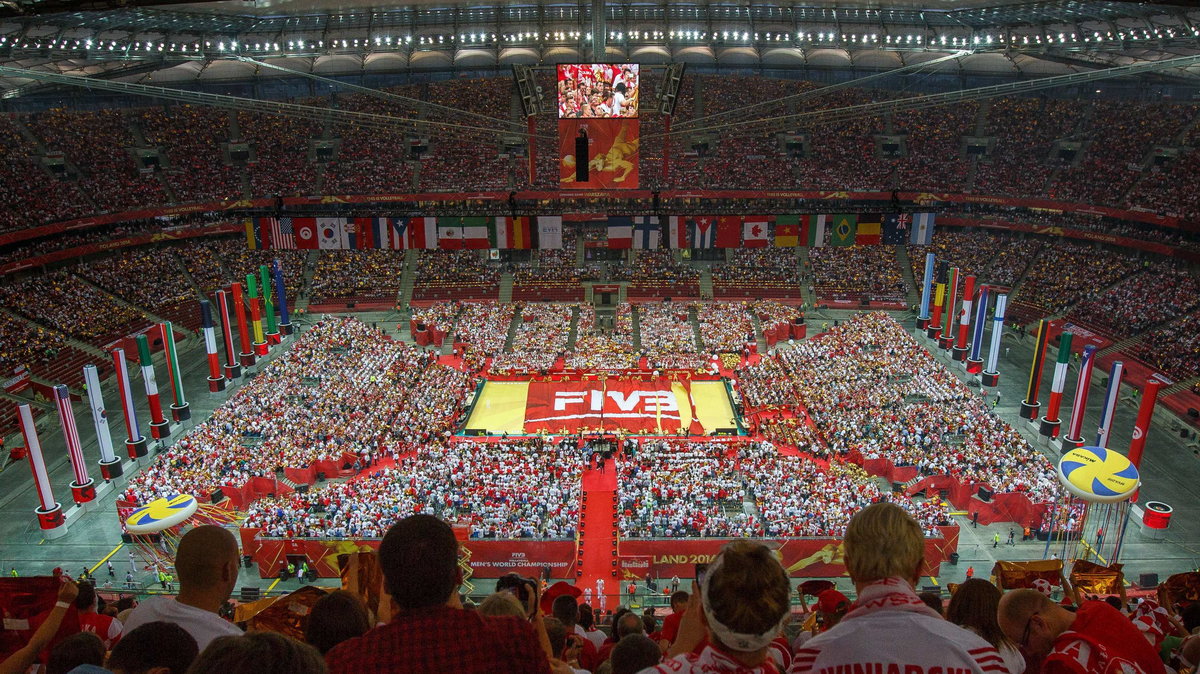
(463, 373, 741, 436)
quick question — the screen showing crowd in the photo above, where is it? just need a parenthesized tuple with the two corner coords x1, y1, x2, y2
(557, 64, 640, 119)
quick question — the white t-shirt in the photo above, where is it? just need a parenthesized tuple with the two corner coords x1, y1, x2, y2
(120, 596, 243, 651)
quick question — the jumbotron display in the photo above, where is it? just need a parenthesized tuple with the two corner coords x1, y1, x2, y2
(557, 63, 640, 118)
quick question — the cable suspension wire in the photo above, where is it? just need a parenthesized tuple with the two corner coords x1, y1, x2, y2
(0, 65, 556, 140)
(645, 52, 1200, 141)
(235, 56, 526, 131)
(671, 51, 969, 131)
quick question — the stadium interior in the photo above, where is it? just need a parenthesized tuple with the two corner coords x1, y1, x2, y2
(2, 0, 1200, 669)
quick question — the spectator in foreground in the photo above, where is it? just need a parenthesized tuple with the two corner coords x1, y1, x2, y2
(645, 541, 791, 673)
(324, 514, 554, 673)
(946, 579, 1025, 674)
(303, 590, 370, 656)
(185, 632, 326, 674)
(656, 591, 689, 650)
(106, 621, 200, 674)
(0, 579, 78, 674)
(76, 582, 124, 650)
(611, 635, 662, 674)
(998, 589, 1166, 674)
(477, 591, 527, 618)
(790, 502, 1007, 674)
(46, 632, 105, 674)
(121, 526, 243, 651)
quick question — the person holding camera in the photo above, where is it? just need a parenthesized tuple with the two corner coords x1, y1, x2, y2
(327, 515, 563, 673)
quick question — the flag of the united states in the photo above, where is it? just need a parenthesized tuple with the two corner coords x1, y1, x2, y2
(271, 217, 296, 249)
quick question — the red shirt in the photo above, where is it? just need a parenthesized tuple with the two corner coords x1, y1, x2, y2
(1044, 601, 1166, 674)
(660, 610, 685, 645)
(326, 605, 551, 674)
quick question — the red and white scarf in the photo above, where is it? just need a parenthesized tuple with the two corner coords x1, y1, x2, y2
(842, 577, 943, 622)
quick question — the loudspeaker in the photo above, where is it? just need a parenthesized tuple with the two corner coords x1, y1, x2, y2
(892, 482, 904, 493)
(347, 302, 356, 309)
(240, 586, 261, 601)
(317, 472, 326, 482)
(1140, 573, 1159, 587)
(977, 487, 993, 502)
(121, 533, 133, 543)
(211, 488, 225, 504)
(296, 484, 309, 494)
(575, 131, 589, 182)
(243, 555, 254, 568)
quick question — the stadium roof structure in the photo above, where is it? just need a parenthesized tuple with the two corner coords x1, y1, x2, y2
(0, 0, 1198, 97)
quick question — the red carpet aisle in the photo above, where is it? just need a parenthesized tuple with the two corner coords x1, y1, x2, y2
(576, 465, 618, 607)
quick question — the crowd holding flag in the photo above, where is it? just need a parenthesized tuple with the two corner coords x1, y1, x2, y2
(250, 213, 935, 250)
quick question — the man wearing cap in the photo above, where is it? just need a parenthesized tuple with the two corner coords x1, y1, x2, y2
(790, 503, 1007, 674)
(793, 590, 850, 651)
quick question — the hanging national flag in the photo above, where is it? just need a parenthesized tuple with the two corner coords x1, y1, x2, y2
(460, 216, 492, 249)
(743, 216, 769, 248)
(830, 214, 857, 247)
(395, 217, 436, 249)
(437, 217, 464, 249)
(352, 218, 375, 249)
(633, 216, 661, 249)
(316, 218, 350, 249)
(688, 216, 717, 249)
(538, 216, 563, 249)
(245, 219, 261, 250)
(774, 215, 800, 247)
(715, 216, 742, 248)
(666, 216, 688, 249)
(493, 216, 533, 249)
(801, 214, 827, 247)
(882, 213, 909, 245)
(369, 218, 389, 250)
(294, 218, 319, 250)
(910, 212, 936, 245)
(607, 216, 633, 249)
(856, 213, 882, 246)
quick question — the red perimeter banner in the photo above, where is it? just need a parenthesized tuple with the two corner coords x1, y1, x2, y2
(524, 379, 694, 434)
(559, 118, 639, 189)
(618, 526, 960, 579)
(245, 534, 577, 579)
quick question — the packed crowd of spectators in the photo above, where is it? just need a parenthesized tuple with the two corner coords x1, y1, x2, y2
(205, 239, 309, 300)
(491, 303, 574, 372)
(79, 248, 196, 314)
(414, 250, 500, 300)
(808, 245, 906, 303)
(711, 247, 800, 295)
(636, 302, 709, 369)
(322, 85, 422, 195)
(0, 312, 69, 375)
(972, 98, 1083, 197)
(245, 439, 580, 539)
(237, 110, 318, 197)
(1127, 310, 1200, 381)
(120, 317, 465, 505)
(0, 270, 145, 342)
(1012, 239, 1137, 319)
(174, 240, 229, 294)
(0, 115, 93, 230)
(137, 105, 244, 203)
(694, 301, 755, 353)
(1068, 260, 1200, 338)
(453, 301, 515, 356)
(309, 250, 406, 301)
(0, 221, 163, 267)
(737, 312, 1065, 504)
(565, 304, 638, 370)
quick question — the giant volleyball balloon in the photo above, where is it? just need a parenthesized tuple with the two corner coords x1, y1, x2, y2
(125, 494, 199, 534)
(1056, 446, 1139, 503)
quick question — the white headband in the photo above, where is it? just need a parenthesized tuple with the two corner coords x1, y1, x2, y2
(700, 550, 790, 652)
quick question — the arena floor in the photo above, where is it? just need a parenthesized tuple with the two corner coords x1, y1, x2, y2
(463, 377, 739, 436)
(2, 308, 1198, 599)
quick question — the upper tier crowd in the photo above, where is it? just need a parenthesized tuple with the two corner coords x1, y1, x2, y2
(4, 74, 1200, 233)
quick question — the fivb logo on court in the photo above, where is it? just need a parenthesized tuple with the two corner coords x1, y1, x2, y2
(553, 389, 678, 413)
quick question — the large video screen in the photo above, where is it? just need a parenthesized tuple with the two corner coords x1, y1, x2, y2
(557, 63, 639, 119)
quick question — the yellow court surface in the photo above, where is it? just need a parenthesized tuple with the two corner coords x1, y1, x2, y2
(463, 378, 740, 435)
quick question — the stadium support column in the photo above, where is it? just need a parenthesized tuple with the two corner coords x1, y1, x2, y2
(273, 260, 293, 336)
(231, 282, 256, 368)
(926, 282, 946, 340)
(83, 363, 122, 480)
(136, 334, 171, 440)
(111, 347, 148, 459)
(938, 268, 959, 350)
(1095, 361, 1124, 448)
(217, 289, 243, 378)
(200, 300, 226, 392)
(1039, 332, 1074, 440)
(1019, 319, 1050, 420)
(1128, 376, 1164, 502)
(19, 404, 67, 538)
(662, 115, 671, 182)
(528, 116, 537, 186)
(160, 322, 190, 422)
(260, 265, 280, 345)
(917, 253, 935, 331)
(591, 0, 606, 61)
(981, 293, 1007, 387)
(247, 274, 268, 357)
(54, 384, 97, 509)
(966, 287, 988, 374)
(1061, 345, 1097, 451)
(952, 275, 976, 361)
